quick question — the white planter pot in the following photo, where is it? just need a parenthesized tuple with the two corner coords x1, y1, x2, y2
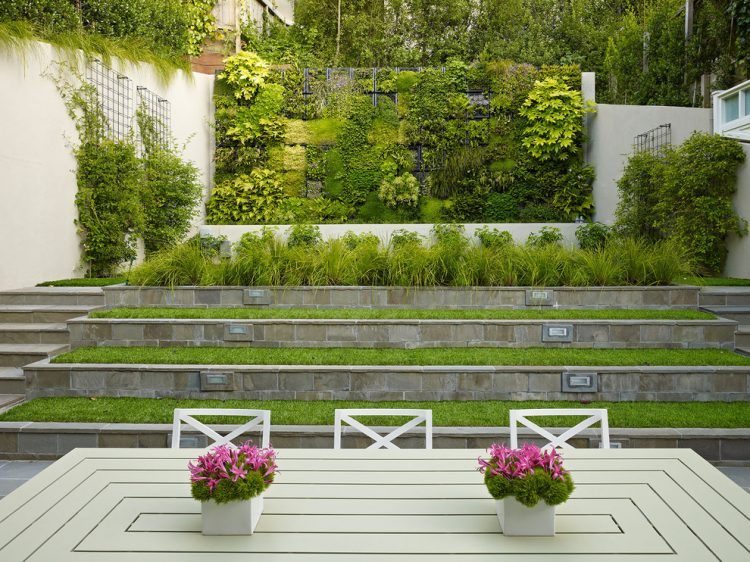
(201, 494, 264, 535)
(496, 497, 555, 536)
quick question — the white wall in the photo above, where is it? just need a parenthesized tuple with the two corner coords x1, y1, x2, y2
(0, 42, 214, 290)
(588, 103, 713, 224)
(725, 143, 750, 279)
(200, 223, 581, 246)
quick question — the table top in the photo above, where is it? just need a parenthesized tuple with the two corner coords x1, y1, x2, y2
(0, 448, 749, 561)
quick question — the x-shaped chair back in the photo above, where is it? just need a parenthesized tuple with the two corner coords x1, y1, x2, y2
(171, 408, 271, 449)
(334, 409, 433, 449)
(509, 408, 609, 450)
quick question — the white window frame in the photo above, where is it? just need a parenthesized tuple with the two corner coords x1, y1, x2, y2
(713, 79, 750, 141)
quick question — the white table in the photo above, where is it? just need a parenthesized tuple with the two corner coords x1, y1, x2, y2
(0, 448, 749, 561)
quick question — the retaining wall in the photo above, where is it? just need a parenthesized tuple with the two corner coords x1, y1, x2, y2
(68, 317, 737, 349)
(104, 285, 701, 309)
(0, 423, 746, 461)
(24, 361, 750, 402)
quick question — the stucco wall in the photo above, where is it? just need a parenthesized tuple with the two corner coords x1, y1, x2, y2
(0, 42, 214, 291)
(588, 103, 713, 224)
(725, 143, 750, 279)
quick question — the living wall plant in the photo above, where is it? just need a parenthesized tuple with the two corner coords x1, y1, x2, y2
(207, 52, 595, 225)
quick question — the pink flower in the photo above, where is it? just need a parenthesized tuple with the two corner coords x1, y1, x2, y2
(478, 443, 568, 481)
(188, 440, 279, 491)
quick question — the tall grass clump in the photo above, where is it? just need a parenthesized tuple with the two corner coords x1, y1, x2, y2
(126, 227, 694, 287)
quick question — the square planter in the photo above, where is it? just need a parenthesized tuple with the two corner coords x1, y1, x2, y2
(201, 494, 264, 535)
(496, 497, 555, 536)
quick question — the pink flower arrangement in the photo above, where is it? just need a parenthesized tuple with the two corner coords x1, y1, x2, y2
(189, 441, 278, 503)
(478, 443, 574, 507)
(478, 443, 568, 481)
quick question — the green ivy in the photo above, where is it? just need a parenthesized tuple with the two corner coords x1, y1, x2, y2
(206, 169, 285, 224)
(219, 52, 271, 102)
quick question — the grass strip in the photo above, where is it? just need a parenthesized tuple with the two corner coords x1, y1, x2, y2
(37, 277, 126, 287)
(1, 397, 748, 428)
(92, 307, 716, 321)
(53, 346, 750, 366)
(680, 276, 750, 287)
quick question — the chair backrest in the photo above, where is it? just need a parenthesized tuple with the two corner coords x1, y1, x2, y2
(509, 408, 609, 450)
(334, 409, 432, 450)
(171, 408, 271, 449)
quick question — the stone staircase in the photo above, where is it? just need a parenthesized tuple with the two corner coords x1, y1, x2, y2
(0, 288, 105, 405)
(700, 287, 750, 356)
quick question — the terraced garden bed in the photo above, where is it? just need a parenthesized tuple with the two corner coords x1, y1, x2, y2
(3, 397, 749, 427)
(54, 346, 750, 366)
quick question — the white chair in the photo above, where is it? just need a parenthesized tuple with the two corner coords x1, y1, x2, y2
(334, 408, 432, 449)
(171, 408, 271, 449)
(509, 408, 609, 450)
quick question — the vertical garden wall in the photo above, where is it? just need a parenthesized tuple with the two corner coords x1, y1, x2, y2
(206, 55, 595, 225)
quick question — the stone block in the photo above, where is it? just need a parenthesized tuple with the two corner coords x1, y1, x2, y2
(642, 290, 669, 306)
(314, 372, 350, 391)
(485, 325, 514, 342)
(99, 433, 139, 448)
(0, 431, 18, 453)
(492, 372, 529, 392)
(638, 373, 677, 392)
(106, 371, 140, 390)
(264, 324, 295, 341)
(389, 325, 420, 343)
(640, 325, 671, 342)
(203, 323, 225, 342)
(670, 289, 698, 306)
(111, 323, 144, 341)
(678, 438, 720, 460)
(672, 325, 703, 344)
(703, 325, 735, 343)
(454, 324, 483, 343)
(719, 439, 750, 461)
(330, 289, 359, 307)
(174, 324, 203, 342)
(139, 433, 168, 448)
(200, 371, 238, 391)
(279, 373, 314, 391)
(356, 325, 388, 342)
(326, 324, 357, 341)
(525, 289, 554, 306)
(195, 289, 221, 305)
(576, 324, 609, 343)
(18, 433, 58, 454)
(711, 373, 748, 393)
(514, 325, 541, 343)
(71, 371, 108, 390)
(302, 290, 331, 306)
(458, 373, 492, 391)
(385, 373, 421, 391)
(36, 370, 71, 389)
(609, 325, 640, 343)
(420, 324, 453, 342)
(242, 288, 272, 306)
(422, 373, 459, 392)
(141, 371, 175, 390)
(220, 289, 244, 306)
(59, 433, 97, 453)
(174, 371, 201, 391)
(143, 324, 172, 341)
(295, 324, 328, 342)
(351, 372, 387, 391)
(528, 373, 560, 392)
(599, 373, 639, 392)
(628, 437, 677, 448)
(242, 372, 278, 391)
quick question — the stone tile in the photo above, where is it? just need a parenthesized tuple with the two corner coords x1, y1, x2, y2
(302, 290, 331, 306)
(71, 371, 108, 390)
(712, 374, 748, 393)
(264, 324, 295, 341)
(528, 373, 560, 392)
(638, 373, 677, 392)
(99, 433, 138, 448)
(35, 370, 70, 389)
(485, 325, 514, 342)
(609, 325, 640, 343)
(313, 372, 350, 391)
(720, 439, 750, 461)
(141, 371, 175, 390)
(173, 324, 203, 342)
(220, 290, 243, 306)
(703, 325, 735, 343)
(678, 438, 720, 460)
(203, 323, 225, 342)
(143, 324, 172, 340)
(0, 460, 53, 478)
(279, 373, 314, 391)
(385, 373, 421, 391)
(330, 290, 360, 307)
(326, 324, 356, 342)
(242, 372, 278, 391)
(18, 433, 58, 454)
(0, 432, 18, 453)
(0, 479, 27, 496)
(174, 371, 201, 391)
(59, 433, 97, 453)
(492, 372, 529, 392)
(642, 290, 669, 306)
(576, 324, 609, 343)
(422, 373, 458, 392)
(139, 433, 168, 448)
(717, 466, 750, 488)
(514, 325, 541, 343)
(628, 437, 677, 448)
(420, 324, 453, 342)
(458, 373, 492, 391)
(600, 373, 639, 392)
(351, 372, 387, 391)
(111, 323, 144, 341)
(454, 324, 483, 343)
(640, 325, 671, 342)
(357, 325, 388, 342)
(389, 325, 420, 343)
(195, 289, 221, 305)
(672, 325, 703, 344)
(295, 324, 328, 342)
(670, 289, 698, 306)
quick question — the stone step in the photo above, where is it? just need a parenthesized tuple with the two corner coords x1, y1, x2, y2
(735, 326, 750, 349)
(0, 394, 24, 413)
(701, 306, 750, 324)
(0, 287, 105, 306)
(0, 323, 69, 345)
(737, 347, 750, 358)
(0, 344, 67, 368)
(0, 368, 24, 394)
(700, 287, 750, 307)
(0, 305, 99, 323)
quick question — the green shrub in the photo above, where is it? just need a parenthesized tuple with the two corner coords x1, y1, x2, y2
(378, 173, 420, 208)
(342, 231, 380, 249)
(0, 0, 79, 32)
(476, 226, 513, 248)
(527, 226, 564, 247)
(219, 51, 270, 101)
(614, 151, 665, 241)
(485, 193, 519, 222)
(287, 224, 322, 247)
(206, 169, 284, 224)
(575, 222, 611, 251)
(390, 229, 423, 248)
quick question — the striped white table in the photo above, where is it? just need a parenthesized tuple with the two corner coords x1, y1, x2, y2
(0, 448, 748, 561)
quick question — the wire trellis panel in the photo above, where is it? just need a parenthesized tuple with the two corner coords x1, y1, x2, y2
(85, 59, 133, 142)
(137, 86, 172, 149)
(633, 123, 671, 156)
